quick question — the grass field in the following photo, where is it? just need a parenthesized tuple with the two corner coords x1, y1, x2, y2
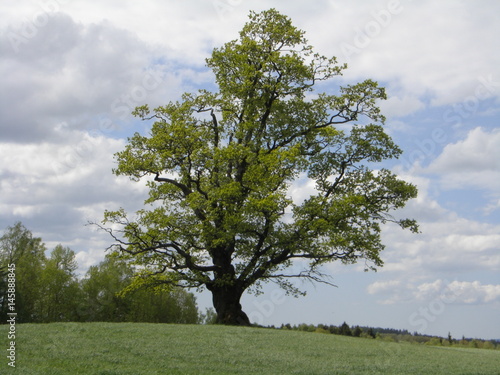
(1, 323, 499, 374)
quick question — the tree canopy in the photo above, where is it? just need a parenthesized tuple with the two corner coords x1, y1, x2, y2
(101, 9, 418, 325)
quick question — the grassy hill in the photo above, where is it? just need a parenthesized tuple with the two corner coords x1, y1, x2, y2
(1, 323, 499, 374)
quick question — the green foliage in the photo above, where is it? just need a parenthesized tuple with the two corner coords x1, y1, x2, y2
(425, 337, 443, 346)
(101, 9, 418, 323)
(352, 325, 363, 337)
(80, 252, 200, 324)
(0, 223, 200, 324)
(80, 253, 133, 322)
(297, 323, 316, 332)
(483, 341, 497, 350)
(366, 327, 376, 339)
(125, 288, 199, 324)
(282, 322, 498, 351)
(0, 222, 47, 322)
(39, 245, 82, 322)
(314, 327, 330, 334)
(339, 321, 352, 336)
(0, 224, 82, 323)
(2, 323, 499, 374)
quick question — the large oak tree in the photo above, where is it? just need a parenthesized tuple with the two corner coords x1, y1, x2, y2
(101, 9, 418, 325)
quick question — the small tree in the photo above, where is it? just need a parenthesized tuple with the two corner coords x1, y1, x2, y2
(0, 222, 46, 322)
(352, 326, 362, 337)
(81, 253, 134, 322)
(100, 9, 418, 325)
(39, 244, 82, 322)
(367, 328, 376, 339)
(339, 322, 352, 336)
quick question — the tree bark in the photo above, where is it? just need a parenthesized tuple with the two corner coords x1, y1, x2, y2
(209, 285, 250, 326)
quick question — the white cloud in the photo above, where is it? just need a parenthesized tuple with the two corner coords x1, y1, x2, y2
(0, 12, 185, 143)
(367, 280, 401, 295)
(367, 167, 500, 310)
(383, 213, 500, 274)
(288, 176, 318, 206)
(428, 127, 500, 175)
(327, 1, 500, 107)
(369, 278, 500, 305)
(367, 279, 417, 305)
(424, 127, 500, 213)
(377, 166, 500, 280)
(3, 0, 499, 115)
(415, 280, 500, 305)
(380, 95, 425, 118)
(414, 279, 445, 299)
(0, 131, 149, 271)
(484, 198, 500, 215)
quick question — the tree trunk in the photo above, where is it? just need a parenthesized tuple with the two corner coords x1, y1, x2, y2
(209, 285, 250, 326)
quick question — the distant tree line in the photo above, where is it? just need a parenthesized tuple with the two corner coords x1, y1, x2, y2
(0, 222, 200, 324)
(276, 322, 499, 350)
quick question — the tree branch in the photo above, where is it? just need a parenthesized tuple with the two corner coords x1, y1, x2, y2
(154, 173, 192, 197)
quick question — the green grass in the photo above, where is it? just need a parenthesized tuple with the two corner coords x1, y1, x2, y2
(1, 323, 499, 374)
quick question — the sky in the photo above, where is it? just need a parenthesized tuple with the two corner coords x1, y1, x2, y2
(1, 0, 499, 340)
